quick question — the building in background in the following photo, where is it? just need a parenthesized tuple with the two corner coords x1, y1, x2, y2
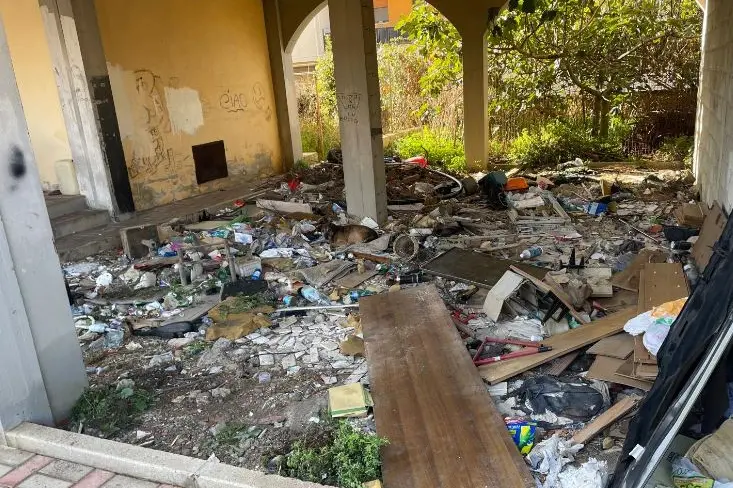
(291, 0, 412, 73)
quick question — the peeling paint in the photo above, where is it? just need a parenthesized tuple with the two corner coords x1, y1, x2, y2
(164, 86, 204, 135)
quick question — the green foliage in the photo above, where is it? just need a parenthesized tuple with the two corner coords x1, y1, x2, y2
(183, 340, 210, 358)
(654, 135, 695, 164)
(398, 0, 702, 139)
(201, 422, 264, 459)
(508, 120, 624, 167)
(395, 1, 461, 96)
(285, 422, 388, 488)
(70, 385, 154, 436)
(393, 129, 466, 173)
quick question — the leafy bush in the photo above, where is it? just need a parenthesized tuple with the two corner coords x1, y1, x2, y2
(70, 384, 153, 436)
(654, 135, 694, 164)
(284, 421, 388, 488)
(508, 120, 624, 168)
(394, 128, 466, 173)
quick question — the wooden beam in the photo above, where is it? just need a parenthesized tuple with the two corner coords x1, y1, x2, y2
(571, 396, 641, 445)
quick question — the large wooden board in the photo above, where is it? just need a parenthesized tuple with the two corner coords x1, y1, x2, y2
(610, 250, 667, 292)
(637, 263, 689, 314)
(422, 247, 547, 288)
(361, 285, 534, 488)
(478, 307, 637, 384)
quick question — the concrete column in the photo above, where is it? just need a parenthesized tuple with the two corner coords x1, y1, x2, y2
(264, 0, 303, 172)
(0, 18, 87, 430)
(461, 26, 489, 170)
(329, 0, 387, 224)
(39, 0, 134, 215)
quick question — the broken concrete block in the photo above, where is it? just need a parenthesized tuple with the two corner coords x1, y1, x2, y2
(120, 224, 159, 259)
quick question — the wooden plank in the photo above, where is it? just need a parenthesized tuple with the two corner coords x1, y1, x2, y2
(587, 333, 635, 359)
(692, 203, 727, 272)
(610, 250, 667, 292)
(478, 307, 637, 384)
(546, 351, 580, 376)
(361, 285, 534, 488)
(422, 248, 547, 289)
(586, 355, 653, 391)
(571, 396, 641, 445)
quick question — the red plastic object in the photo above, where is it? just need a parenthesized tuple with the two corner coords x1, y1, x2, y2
(472, 337, 552, 366)
(287, 179, 301, 192)
(405, 156, 428, 168)
(504, 177, 529, 192)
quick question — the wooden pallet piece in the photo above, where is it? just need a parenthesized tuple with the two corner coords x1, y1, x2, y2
(478, 307, 637, 384)
(361, 285, 534, 488)
(571, 396, 641, 445)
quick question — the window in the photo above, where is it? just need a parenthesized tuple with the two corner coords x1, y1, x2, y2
(374, 7, 389, 24)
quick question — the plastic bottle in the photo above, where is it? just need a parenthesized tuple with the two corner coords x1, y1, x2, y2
(520, 247, 543, 260)
(299, 286, 332, 306)
(251, 269, 262, 280)
(349, 290, 374, 301)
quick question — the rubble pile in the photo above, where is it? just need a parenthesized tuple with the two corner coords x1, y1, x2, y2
(62, 159, 726, 486)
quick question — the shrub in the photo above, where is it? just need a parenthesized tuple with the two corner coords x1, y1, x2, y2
(284, 421, 388, 488)
(654, 135, 694, 165)
(508, 120, 624, 168)
(394, 128, 466, 173)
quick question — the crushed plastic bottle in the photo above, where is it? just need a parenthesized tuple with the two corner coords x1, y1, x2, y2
(299, 286, 332, 306)
(520, 247, 543, 260)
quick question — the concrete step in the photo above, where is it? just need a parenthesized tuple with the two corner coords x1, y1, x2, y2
(45, 195, 87, 220)
(55, 228, 122, 262)
(51, 209, 111, 240)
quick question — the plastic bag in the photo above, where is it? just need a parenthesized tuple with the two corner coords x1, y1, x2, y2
(671, 455, 733, 488)
(514, 376, 606, 422)
(526, 435, 582, 488)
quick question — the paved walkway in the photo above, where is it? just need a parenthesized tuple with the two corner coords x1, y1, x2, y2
(0, 447, 180, 488)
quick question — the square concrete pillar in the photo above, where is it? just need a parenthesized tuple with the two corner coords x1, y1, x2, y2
(462, 27, 489, 170)
(0, 17, 87, 433)
(329, 0, 387, 224)
(264, 0, 304, 172)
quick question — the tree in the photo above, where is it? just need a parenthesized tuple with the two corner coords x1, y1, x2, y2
(398, 0, 702, 138)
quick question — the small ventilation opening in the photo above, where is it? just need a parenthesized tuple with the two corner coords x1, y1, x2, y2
(193, 140, 228, 184)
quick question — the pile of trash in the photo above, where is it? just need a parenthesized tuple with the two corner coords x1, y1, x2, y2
(62, 158, 724, 485)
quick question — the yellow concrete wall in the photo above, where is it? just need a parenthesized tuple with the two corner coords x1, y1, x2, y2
(0, 0, 72, 191)
(387, 0, 412, 26)
(95, 0, 282, 210)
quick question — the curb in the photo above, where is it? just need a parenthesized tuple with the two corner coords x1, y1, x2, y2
(6, 423, 330, 488)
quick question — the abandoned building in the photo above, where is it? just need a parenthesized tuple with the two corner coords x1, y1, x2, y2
(2, 0, 733, 487)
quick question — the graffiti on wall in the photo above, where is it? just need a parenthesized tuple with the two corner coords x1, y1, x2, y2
(336, 91, 362, 125)
(127, 69, 190, 180)
(218, 82, 272, 121)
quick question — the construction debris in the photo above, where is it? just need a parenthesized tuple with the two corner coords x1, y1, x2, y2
(60, 160, 718, 486)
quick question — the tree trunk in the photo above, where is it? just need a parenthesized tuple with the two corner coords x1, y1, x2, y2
(599, 98, 610, 139)
(591, 95, 602, 136)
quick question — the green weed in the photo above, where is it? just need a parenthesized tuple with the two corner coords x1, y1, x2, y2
(70, 385, 154, 436)
(394, 128, 466, 173)
(284, 421, 388, 488)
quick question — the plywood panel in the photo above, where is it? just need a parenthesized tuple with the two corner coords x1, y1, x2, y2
(361, 285, 534, 488)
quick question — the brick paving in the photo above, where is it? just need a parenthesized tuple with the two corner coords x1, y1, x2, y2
(0, 447, 180, 488)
